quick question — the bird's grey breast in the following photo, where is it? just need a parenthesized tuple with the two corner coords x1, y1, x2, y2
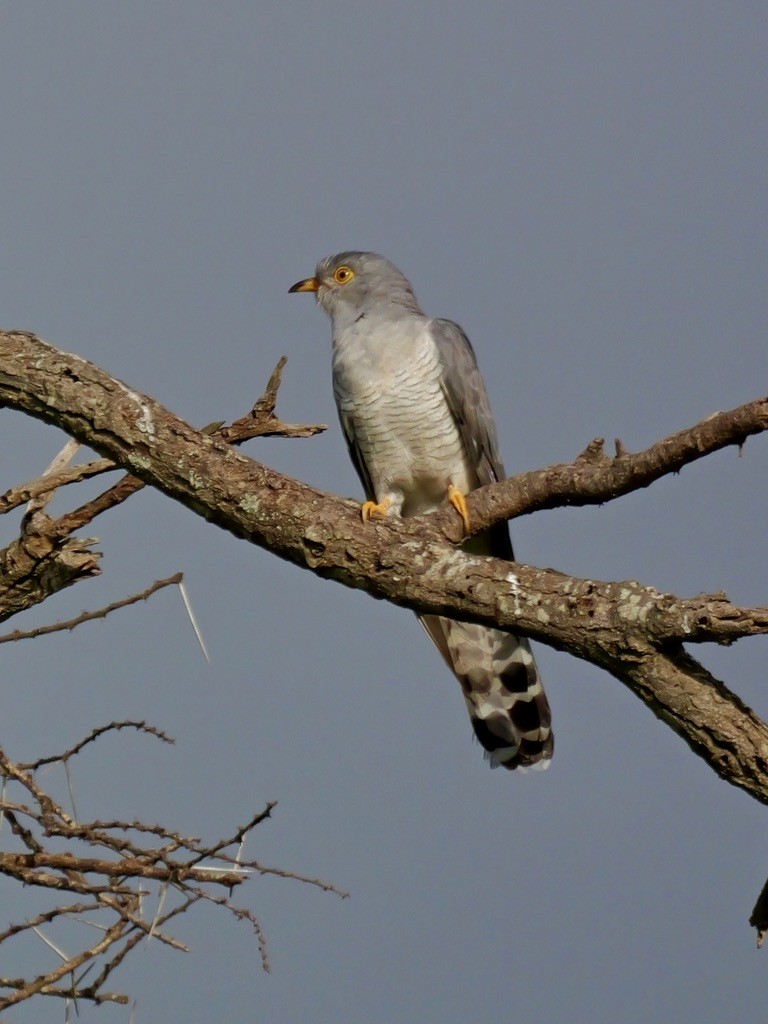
(332, 316, 472, 513)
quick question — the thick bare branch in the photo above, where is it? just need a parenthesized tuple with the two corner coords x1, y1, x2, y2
(1, 330, 768, 812)
(0, 347, 323, 627)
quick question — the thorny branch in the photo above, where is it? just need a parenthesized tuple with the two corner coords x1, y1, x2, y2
(0, 345, 342, 1012)
(1, 333, 767, 780)
(0, 573, 184, 646)
(0, 329, 767, 952)
(0, 723, 345, 1012)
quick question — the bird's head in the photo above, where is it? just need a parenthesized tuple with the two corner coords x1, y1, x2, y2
(289, 251, 422, 322)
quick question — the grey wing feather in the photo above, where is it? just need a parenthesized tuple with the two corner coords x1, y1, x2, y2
(430, 318, 506, 488)
(430, 318, 513, 559)
(338, 408, 376, 502)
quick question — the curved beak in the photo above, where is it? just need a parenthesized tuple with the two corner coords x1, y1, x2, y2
(288, 277, 319, 294)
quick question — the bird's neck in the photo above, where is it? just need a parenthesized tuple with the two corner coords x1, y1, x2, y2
(330, 296, 425, 337)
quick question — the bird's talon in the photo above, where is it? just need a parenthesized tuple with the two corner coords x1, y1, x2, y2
(448, 485, 471, 534)
(362, 498, 391, 522)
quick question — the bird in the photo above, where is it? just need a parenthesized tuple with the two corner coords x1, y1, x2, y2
(289, 251, 553, 770)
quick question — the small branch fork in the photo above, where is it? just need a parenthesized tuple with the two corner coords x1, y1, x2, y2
(0, 347, 326, 625)
(0, 723, 345, 1011)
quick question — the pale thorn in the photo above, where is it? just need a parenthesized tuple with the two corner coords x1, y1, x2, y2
(32, 926, 70, 962)
(148, 882, 168, 941)
(64, 760, 79, 820)
(191, 864, 253, 879)
(25, 438, 81, 517)
(62, 911, 109, 932)
(178, 579, 211, 663)
(41, 438, 81, 477)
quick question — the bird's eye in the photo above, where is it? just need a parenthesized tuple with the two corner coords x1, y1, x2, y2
(334, 266, 355, 285)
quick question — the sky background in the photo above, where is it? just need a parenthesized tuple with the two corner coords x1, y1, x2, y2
(1, 3, 767, 1022)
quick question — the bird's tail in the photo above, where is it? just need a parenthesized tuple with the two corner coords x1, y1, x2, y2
(420, 615, 553, 770)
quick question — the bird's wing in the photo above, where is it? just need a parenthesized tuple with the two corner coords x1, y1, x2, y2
(430, 317, 512, 558)
(337, 406, 376, 502)
(430, 317, 507, 489)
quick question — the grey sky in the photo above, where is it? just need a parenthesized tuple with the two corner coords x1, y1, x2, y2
(1, 3, 767, 1021)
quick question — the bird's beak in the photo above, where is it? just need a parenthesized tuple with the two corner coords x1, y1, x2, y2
(288, 277, 319, 294)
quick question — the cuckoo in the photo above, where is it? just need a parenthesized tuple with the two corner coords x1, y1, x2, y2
(290, 251, 553, 770)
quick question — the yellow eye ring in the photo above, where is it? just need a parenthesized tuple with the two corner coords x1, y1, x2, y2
(334, 266, 355, 285)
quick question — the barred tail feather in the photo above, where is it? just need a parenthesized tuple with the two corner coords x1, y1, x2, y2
(420, 615, 553, 770)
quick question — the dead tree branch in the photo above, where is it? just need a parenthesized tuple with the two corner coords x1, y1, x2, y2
(0, 346, 324, 625)
(0, 573, 183, 645)
(0, 513, 101, 622)
(0, 723, 343, 1011)
(2, 328, 768, 947)
(0, 457, 115, 516)
(1, 329, 768, 809)
(459, 400, 768, 537)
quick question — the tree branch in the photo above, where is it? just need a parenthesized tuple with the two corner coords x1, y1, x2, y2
(0, 723, 343, 1009)
(457, 399, 768, 539)
(0, 458, 115, 516)
(0, 512, 101, 623)
(2, 330, 768, 813)
(0, 573, 183, 645)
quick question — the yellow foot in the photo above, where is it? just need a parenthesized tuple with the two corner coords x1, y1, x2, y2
(361, 498, 392, 522)
(448, 484, 471, 533)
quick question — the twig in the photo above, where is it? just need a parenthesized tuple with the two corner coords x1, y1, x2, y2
(0, 458, 115, 516)
(0, 574, 184, 646)
(21, 720, 174, 770)
(0, 722, 344, 1008)
(219, 357, 327, 443)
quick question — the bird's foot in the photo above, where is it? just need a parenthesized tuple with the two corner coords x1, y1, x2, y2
(448, 484, 471, 533)
(361, 498, 392, 522)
